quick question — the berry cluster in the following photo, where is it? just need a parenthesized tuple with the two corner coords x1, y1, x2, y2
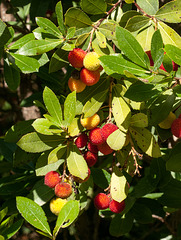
(68, 48, 103, 93)
(94, 193, 126, 214)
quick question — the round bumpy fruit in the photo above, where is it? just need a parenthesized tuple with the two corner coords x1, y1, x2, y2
(44, 171, 60, 188)
(97, 141, 114, 155)
(68, 77, 86, 93)
(75, 133, 88, 148)
(68, 48, 87, 68)
(80, 113, 100, 130)
(109, 199, 125, 213)
(73, 168, 91, 183)
(84, 151, 98, 167)
(89, 127, 105, 146)
(54, 182, 73, 199)
(101, 123, 119, 141)
(83, 52, 100, 71)
(158, 112, 176, 129)
(87, 142, 98, 153)
(80, 68, 100, 86)
(50, 198, 67, 216)
(171, 118, 181, 138)
(94, 193, 110, 210)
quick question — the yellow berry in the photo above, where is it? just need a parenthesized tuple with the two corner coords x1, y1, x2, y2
(68, 77, 86, 93)
(50, 198, 67, 216)
(80, 113, 100, 130)
(158, 112, 176, 129)
(125, 0, 134, 3)
(83, 52, 100, 71)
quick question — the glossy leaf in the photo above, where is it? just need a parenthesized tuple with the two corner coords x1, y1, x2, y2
(130, 113, 148, 128)
(55, 1, 66, 35)
(0, 19, 12, 48)
(95, 30, 107, 48)
(80, 0, 107, 15)
(125, 15, 150, 32)
(92, 38, 114, 56)
(65, 7, 92, 28)
(68, 117, 82, 137)
(83, 89, 108, 118)
(99, 21, 117, 41)
(153, 48, 164, 71)
(49, 48, 69, 73)
(155, 1, 181, 23)
(9, 53, 40, 74)
(32, 118, 59, 135)
(9, 33, 35, 50)
(66, 27, 76, 39)
(36, 17, 62, 38)
(18, 39, 62, 56)
(16, 197, 52, 236)
(17, 132, 64, 153)
(131, 203, 152, 224)
(166, 142, 181, 172)
(91, 168, 111, 189)
(107, 129, 126, 151)
(4, 58, 20, 91)
(0, 207, 8, 222)
(116, 26, 147, 68)
(43, 86, 63, 127)
(136, 0, 159, 15)
(120, 10, 141, 28)
(63, 91, 76, 128)
(48, 145, 67, 164)
(53, 200, 79, 237)
(75, 33, 90, 47)
(112, 84, 131, 131)
(129, 127, 161, 158)
(151, 29, 163, 62)
(110, 166, 128, 203)
(67, 143, 88, 180)
(165, 44, 181, 66)
(2, 219, 24, 239)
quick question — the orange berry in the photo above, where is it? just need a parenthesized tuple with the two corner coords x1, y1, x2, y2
(54, 182, 73, 199)
(109, 199, 125, 213)
(75, 133, 88, 148)
(84, 151, 98, 167)
(80, 68, 100, 86)
(80, 113, 100, 130)
(44, 171, 60, 188)
(101, 123, 118, 141)
(94, 193, 110, 210)
(68, 77, 86, 93)
(97, 141, 113, 155)
(83, 52, 100, 71)
(89, 127, 105, 146)
(73, 168, 91, 183)
(68, 48, 87, 68)
(171, 118, 181, 138)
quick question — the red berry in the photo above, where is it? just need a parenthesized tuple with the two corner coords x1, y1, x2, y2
(44, 171, 60, 188)
(89, 127, 105, 146)
(54, 182, 73, 199)
(68, 48, 87, 68)
(80, 68, 100, 86)
(109, 199, 125, 213)
(75, 133, 88, 148)
(94, 193, 110, 210)
(87, 142, 98, 153)
(84, 151, 98, 167)
(171, 118, 181, 138)
(101, 123, 118, 141)
(97, 142, 114, 155)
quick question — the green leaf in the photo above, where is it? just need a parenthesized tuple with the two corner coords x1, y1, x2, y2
(130, 113, 148, 128)
(131, 203, 152, 224)
(17, 132, 64, 153)
(116, 26, 147, 68)
(157, 21, 181, 48)
(153, 48, 164, 71)
(92, 38, 114, 56)
(4, 58, 20, 91)
(110, 166, 129, 203)
(80, 0, 107, 15)
(67, 143, 88, 180)
(75, 33, 90, 47)
(129, 127, 161, 158)
(36, 17, 62, 38)
(43, 86, 63, 127)
(91, 168, 111, 189)
(155, 1, 181, 23)
(55, 1, 66, 35)
(120, 10, 142, 28)
(63, 91, 76, 128)
(66, 27, 76, 40)
(65, 7, 92, 28)
(18, 39, 63, 56)
(0, 19, 12, 48)
(9, 33, 35, 50)
(68, 117, 82, 137)
(32, 118, 59, 135)
(136, 0, 159, 15)
(125, 15, 150, 32)
(151, 29, 163, 63)
(149, 89, 175, 125)
(16, 197, 52, 236)
(112, 84, 131, 131)
(166, 142, 181, 172)
(53, 200, 79, 236)
(99, 21, 117, 41)
(107, 129, 126, 151)
(0, 207, 8, 223)
(124, 81, 160, 102)
(2, 219, 24, 239)
(35, 152, 64, 176)
(165, 44, 181, 66)
(9, 53, 40, 74)
(49, 48, 69, 73)
(83, 89, 108, 118)
(48, 145, 66, 164)
(27, 179, 54, 206)
(95, 30, 107, 48)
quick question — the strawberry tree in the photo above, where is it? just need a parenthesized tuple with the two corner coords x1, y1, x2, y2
(0, 0, 181, 239)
